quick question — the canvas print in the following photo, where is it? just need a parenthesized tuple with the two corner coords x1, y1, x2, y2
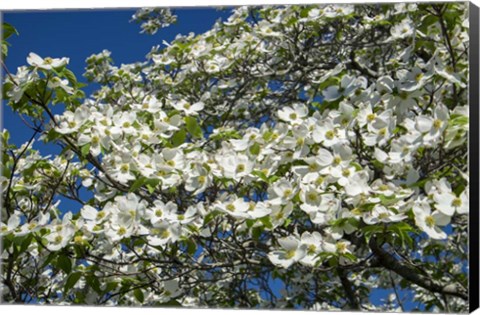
(0, 1, 477, 313)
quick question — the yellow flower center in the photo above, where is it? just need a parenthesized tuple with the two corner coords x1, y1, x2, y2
(96, 211, 106, 220)
(425, 215, 435, 228)
(161, 230, 170, 239)
(236, 164, 246, 173)
(336, 242, 347, 254)
(351, 208, 362, 215)
(451, 198, 462, 207)
(308, 163, 319, 172)
(415, 73, 423, 82)
(307, 192, 317, 202)
(118, 227, 127, 236)
(333, 156, 342, 165)
(379, 184, 389, 191)
(91, 136, 100, 145)
(74, 236, 84, 244)
(433, 119, 443, 130)
(325, 130, 335, 140)
(378, 212, 389, 220)
(285, 250, 296, 259)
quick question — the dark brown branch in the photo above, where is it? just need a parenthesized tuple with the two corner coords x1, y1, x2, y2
(338, 268, 360, 310)
(369, 238, 468, 300)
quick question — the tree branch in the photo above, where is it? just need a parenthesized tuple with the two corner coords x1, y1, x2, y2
(337, 268, 360, 310)
(369, 238, 468, 300)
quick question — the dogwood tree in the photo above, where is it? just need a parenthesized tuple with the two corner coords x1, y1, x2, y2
(1, 2, 470, 312)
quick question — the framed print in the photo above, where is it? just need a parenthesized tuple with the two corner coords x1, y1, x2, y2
(1, 1, 479, 313)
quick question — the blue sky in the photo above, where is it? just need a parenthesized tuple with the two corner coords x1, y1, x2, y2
(1, 7, 418, 310)
(2, 7, 232, 146)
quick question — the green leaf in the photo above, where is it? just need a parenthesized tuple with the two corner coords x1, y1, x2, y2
(64, 272, 82, 293)
(341, 252, 357, 262)
(129, 177, 146, 193)
(57, 255, 72, 274)
(378, 194, 398, 206)
(251, 170, 269, 182)
(419, 15, 438, 33)
(2, 23, 19, 40)
(246, 219, 256, 229)
(362, 225, 384, 243)
(450, 116, 468, 127)
(249, 142, 261, 155)
(283, 218, 292, 228)
(145, 178, 161, 194)
(41, 252, 57, 269)
(259, 216, 273, 229)
(185, 116, 203, 138)
(2, 42, 8, 59)
(134, 288, 144, 303)
(252, 226, 262, 241)
(171, 129, 186, 147)
(19, 234, 33, 253)
(183, 238, 197, 255)
(61, 68, 78, 87)
(388, 222, 415, 248)
(203, 210, 221, 225)
(105, 281, 119, 293)
(80, 143, 91, 157)
(268, 175, 280, 184)
(159, 300, 182, 307)
(86, 275, 102, 293)
(262, 130, 273, 142)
